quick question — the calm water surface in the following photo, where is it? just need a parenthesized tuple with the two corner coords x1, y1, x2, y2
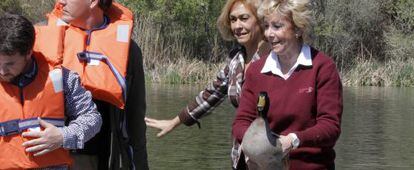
(146, 84, 414, 170)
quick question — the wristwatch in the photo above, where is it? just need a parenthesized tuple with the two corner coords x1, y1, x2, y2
(288, 133, 300, 149)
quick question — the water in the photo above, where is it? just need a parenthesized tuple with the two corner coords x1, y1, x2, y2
(336, 87, 414, 170)
(146, 84, 414, 170)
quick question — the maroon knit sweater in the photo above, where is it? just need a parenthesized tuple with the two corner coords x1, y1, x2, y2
(232, 47, 343, 170)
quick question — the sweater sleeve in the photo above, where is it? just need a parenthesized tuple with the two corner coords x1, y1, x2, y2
(296, 60, 343, 148)
(232, 67, 258, 143)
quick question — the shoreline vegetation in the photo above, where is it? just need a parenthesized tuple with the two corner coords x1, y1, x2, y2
(2, 0, 413, 87)
(137, 14, 414, 87)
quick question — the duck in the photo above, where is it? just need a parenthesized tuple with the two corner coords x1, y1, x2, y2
(241, 92, 288, 170)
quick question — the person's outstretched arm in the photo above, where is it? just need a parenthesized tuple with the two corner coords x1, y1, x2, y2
(146, 61, 231, 137)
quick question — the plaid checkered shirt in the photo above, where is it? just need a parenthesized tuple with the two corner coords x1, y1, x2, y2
(178, 46, 260, 127)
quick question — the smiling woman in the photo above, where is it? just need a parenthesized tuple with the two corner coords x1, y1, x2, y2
(146, 0, 270, 136)
(144, 0, 270, 169)
(232, 0, 343, 169)
(228, 2, 263, 55)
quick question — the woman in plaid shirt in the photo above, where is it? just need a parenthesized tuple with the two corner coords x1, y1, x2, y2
(145, 0, 270, 137)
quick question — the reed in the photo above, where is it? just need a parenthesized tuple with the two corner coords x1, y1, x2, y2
(342, 58, 414, 87)
(133, 16, 224, 84)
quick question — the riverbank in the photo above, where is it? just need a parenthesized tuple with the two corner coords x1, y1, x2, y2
(144, 57, 414, 87)
(135, 12, 414, 87)
(343, 58, 414, 87)
(144, 57, 223, 84)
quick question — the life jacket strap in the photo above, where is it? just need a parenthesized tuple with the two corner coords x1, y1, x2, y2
(77, 51, 127, 102)
(0, 117, 65, 136)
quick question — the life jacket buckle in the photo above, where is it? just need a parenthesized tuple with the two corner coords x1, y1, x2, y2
(1, 119, 20, 136)
(77, 52, 89, 62)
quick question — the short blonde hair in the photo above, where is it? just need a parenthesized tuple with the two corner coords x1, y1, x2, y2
(258, 0, 312, 42)
(217, 0, 263, 41)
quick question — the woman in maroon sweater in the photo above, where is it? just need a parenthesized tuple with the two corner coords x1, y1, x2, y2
(232, 0, 343, 169)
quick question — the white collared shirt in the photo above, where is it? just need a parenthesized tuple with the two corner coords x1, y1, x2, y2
(261, 44, 312, 80)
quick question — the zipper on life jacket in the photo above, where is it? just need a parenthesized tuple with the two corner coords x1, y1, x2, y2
(18, 85, 24, 106)
(84, 16, 109, 47)
(15, 58, 37, 106)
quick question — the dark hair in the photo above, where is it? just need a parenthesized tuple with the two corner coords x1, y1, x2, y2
(99, 0, 113, 11)
(0, 13, 35, 56)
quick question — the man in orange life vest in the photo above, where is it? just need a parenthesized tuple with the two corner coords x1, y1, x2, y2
(34, 0, 147, 169)
(0, 13, 102, 169)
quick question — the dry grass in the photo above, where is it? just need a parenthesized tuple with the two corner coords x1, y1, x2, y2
(133, 16, 224, 84)
(342, 57, 414, 87)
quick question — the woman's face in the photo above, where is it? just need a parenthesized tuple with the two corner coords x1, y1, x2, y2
(263, 11, 300, 57)
(229, 2, 261, 46)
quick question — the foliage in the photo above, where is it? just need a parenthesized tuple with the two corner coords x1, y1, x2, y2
(391, 0, 414, 33)
(0, 0, 54, 23)
(1, 0, 414, 86)
(119, 0, 227, 61)
(382, 0, 414, 61)
(384, 28, 414, 61)
(0, 0, 23, 15)
(312, 0, 389, 70)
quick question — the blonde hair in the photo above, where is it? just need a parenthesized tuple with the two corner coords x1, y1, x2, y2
(217, 0, 263, 41)
(258, 0, 312, 42)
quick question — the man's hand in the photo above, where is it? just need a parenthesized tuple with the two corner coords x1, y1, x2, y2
(22, 118, 63, 156)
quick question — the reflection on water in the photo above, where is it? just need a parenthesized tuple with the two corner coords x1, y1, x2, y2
(336, 87, 414, 170)
(146, 84, 414, 170)
(146, 84, 235, 170)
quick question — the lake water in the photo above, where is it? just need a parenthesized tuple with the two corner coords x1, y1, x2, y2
(146, 84, 414, 170)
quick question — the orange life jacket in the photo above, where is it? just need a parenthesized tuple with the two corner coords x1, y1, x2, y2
(34, 2, 134, 109)
(0, 53, 71, 169)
